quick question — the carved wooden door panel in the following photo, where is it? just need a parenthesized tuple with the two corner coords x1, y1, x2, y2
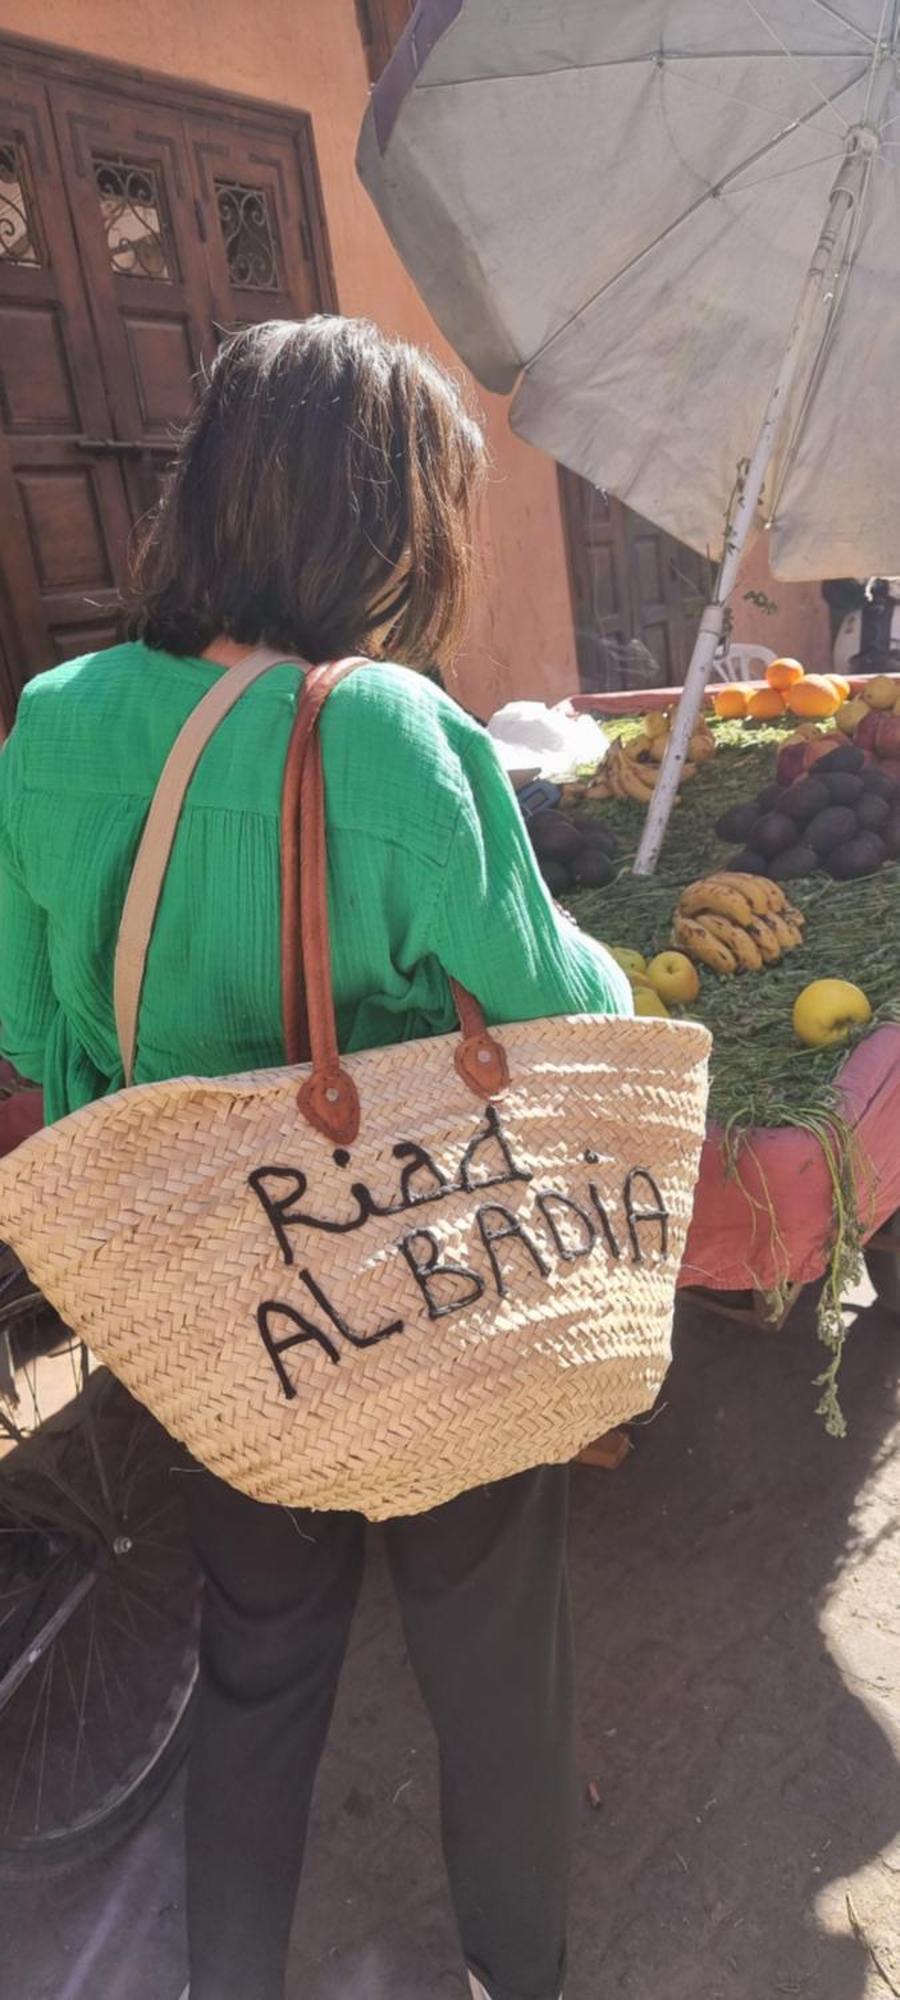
(0, 43, 333, 728)
(49, 83, 215, 527)
(0, 74, 134, 709)
(560, 468, 708, 692)
(559, 477, 630, 693)
(184, 114, 324, 332)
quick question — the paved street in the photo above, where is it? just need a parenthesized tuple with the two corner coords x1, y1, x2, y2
(5, 1278, 899, 2000)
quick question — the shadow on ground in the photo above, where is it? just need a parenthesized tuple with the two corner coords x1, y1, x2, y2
(5, 1286, 899, 2000)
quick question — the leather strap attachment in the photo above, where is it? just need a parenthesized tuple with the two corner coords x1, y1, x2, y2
(288, 664, 510, 1143)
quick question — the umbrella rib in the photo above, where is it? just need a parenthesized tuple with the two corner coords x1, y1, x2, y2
(727, 148, 847, 193)
(739, 0, 851, 128)
(862, 0, 895, 117)
(767, 144, 875, 523)
(806, 0, 879, 45)
(644, 60, 858, 127)
(524, 71, 867, 377)
(419, 51, 875, 88)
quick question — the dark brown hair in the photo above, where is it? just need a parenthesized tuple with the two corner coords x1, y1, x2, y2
(131, 316, 485, 670)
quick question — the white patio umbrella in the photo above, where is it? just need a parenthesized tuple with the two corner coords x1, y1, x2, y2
(358, 1, 900, 871)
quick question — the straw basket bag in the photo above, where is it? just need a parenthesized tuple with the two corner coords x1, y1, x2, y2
(0, 651, 710, 1518)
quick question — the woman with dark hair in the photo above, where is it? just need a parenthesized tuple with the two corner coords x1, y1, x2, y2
(0, 317, 629, 2000)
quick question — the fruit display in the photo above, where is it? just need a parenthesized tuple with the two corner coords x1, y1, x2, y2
(832, 674, 900, 784)
(608, 946, 698, 1013)
(549, 690, 896, 1126)
(792, 979, 873, 1048)
(609, 947, 648, 981)
(554, 699, 898, 1400)
(525, 806, 619, 895)
(644, 950, 700, 1005)
(713, 655, 848, 724)
(775, 723, 853, 787)
(590, 708, 716, 805)
(715, 743, 900, 879)
(672, 873, 804, 975)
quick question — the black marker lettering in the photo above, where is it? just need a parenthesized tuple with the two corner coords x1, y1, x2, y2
(535, 1189, 597, 1263)
(248, 1169, 308, 1265)
(249, 1164, 373, 1243)
(624, 1168, 669, 1262)
(257, 1300, 340, 1398)
(587, 1184, 623, 1260)
(392, 1142, 453, 1209)
(476, 1203, 550, 1298)
(458, 1103, 531, 1194)
(294, 1267, 404, 1351)
(400, 1229, 485, 1321)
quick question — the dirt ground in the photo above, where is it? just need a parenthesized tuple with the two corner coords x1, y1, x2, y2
(4, 1277, 899, 2000)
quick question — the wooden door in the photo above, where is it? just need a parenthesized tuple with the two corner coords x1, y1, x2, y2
(560, 469, 708, 692)
(49, 84, 216, 526)
(0, 76, 135, 706)
(0, 42, 333, 727)
(185, 112, 324, 332)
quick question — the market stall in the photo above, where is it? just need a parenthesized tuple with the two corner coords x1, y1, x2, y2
(515, 658, 900, 1427)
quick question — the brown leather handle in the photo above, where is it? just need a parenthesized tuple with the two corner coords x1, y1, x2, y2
(281, 661, 509, 1144)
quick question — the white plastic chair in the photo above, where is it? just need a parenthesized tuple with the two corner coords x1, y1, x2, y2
(713, 643, 777, 683)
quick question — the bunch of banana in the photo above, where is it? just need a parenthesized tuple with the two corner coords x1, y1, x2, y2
(673, 872, 804, 975)
(591, 706, 716, 804)
(596, 738, 700, 804)
(643, 708, 717, 766)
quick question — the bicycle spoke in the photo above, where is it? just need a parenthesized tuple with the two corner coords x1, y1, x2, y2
(58, 1634, 99, 1822)
(5, 1648, 52, 1833)
(101, 1606, 156, 1654)
(81, 1399, 116, 1526)
(92, 1628, 123, 1767)
(33, 1633, 55, 1834)
(113, 1574, 186, 1632)
(128, 1495, 180, 1539)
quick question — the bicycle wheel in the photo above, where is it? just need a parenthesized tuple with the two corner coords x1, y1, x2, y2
(0, 1361, 199, 1878)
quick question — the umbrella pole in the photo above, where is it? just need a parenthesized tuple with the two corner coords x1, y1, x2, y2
(634, 85, 890, 877)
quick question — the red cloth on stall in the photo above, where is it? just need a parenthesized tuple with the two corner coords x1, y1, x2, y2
(680, 1025, 900, 1294)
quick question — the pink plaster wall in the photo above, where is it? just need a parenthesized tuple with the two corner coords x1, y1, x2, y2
(733, 534, 831, 672)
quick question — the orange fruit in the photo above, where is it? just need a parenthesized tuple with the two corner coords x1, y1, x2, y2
(827, 673, 851, 701)
(785, 675, 842, 719)
(747, 686, 787, 720)
(712, 685, 751, 719)
(766, 657, 806, 690)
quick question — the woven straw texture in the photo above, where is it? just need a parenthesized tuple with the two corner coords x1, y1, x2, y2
(0, 1013, 709, 1519)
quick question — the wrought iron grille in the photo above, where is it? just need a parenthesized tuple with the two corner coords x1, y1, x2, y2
(0, 140, 42, 265)
(93, 156, 174, 280)
(215, 179, 281, 291)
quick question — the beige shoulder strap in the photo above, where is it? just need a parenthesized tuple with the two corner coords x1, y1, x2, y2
(114, 645, 302, 1085)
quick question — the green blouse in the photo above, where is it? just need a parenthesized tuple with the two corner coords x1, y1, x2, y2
(0, 643, 631, 1125)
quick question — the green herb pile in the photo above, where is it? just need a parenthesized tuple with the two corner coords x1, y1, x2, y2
(566, 718, 900, 1130)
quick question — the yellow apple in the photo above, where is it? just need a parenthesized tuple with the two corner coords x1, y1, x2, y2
(834, 696, 870, 734)
(863, 675, 899, 710)
(633, 986, 671, 1018)
(792, 979, 872, 1048)
(646, 951, 701, 1006)
(610, 947, 647, 978)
